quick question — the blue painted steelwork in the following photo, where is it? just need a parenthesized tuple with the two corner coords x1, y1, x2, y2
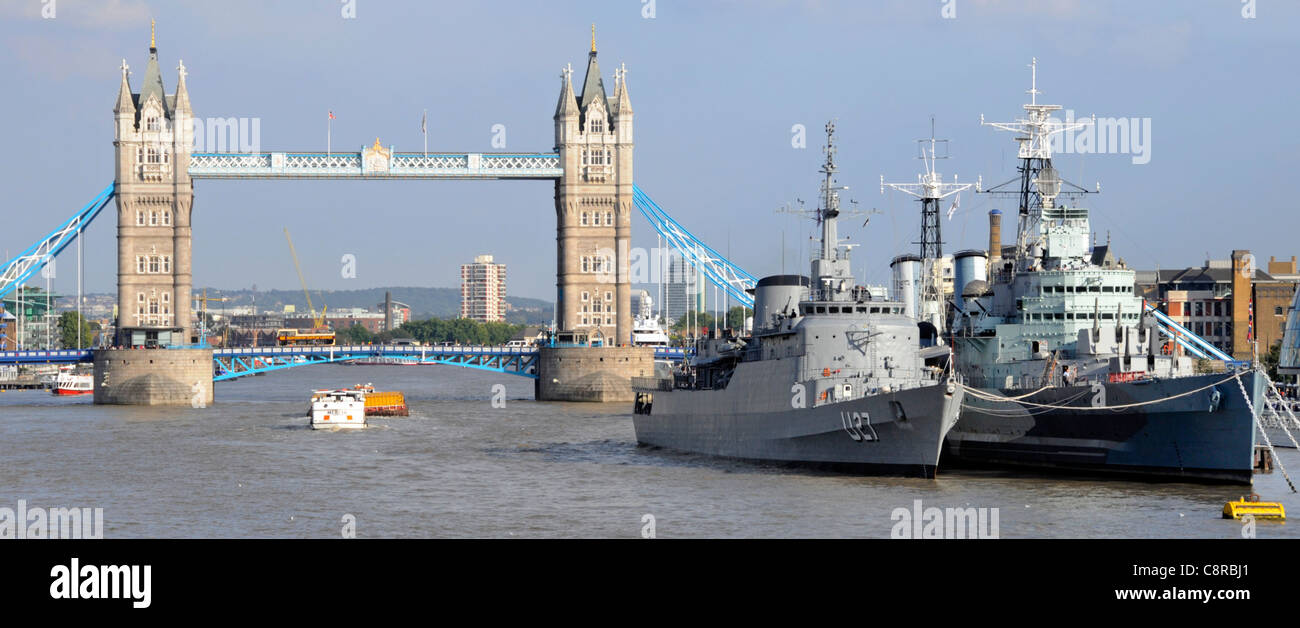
(1142, 301, 1236, 362)
(632, 184, 758, 307)
(1281, 288, 1300, 375)
(0, 349, 92, 364)
(0, 183, 115, 300)
(214, 344, 690, 380)
(188, 152, 562, 179)
(213, 344, 541, 381)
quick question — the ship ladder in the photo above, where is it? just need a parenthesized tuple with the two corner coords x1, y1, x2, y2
(1236, 370, 1297, 493)
(1261, 373, 1300, 450)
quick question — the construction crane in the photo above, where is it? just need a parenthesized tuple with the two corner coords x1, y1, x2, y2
(278, 228, 335, 346)
(192, 288, 230, 346)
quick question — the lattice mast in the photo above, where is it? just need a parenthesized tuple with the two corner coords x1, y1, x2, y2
(978, 58, 1094, 275)
(880, 118, 975, 330)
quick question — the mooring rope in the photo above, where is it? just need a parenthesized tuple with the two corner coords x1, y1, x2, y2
(961, 372, 1240, 412)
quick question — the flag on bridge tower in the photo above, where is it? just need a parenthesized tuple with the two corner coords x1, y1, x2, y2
(421, 110, 428, 156)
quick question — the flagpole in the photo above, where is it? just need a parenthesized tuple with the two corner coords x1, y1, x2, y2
(422, 109, 428, 157)
(327, 111, 332, 156)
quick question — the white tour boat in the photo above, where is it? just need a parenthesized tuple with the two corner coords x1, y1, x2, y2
(52, 367, 94, 396)
(309, 388, 367, 430)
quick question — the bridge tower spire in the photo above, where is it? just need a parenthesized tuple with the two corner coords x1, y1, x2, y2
(554, 38, 633, 345)
(112, 29, 195, 346)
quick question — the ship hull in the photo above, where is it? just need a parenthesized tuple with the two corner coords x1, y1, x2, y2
(945, 371, 1261, 484)
(633, 377, 963, 478)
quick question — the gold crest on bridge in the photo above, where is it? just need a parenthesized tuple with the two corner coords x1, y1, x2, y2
(362, 137, 392, 174)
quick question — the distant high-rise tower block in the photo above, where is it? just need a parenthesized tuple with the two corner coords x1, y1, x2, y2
(554, 34, 633, 346)
(113, 30, 195, 346)
(461, 255, 507, 322)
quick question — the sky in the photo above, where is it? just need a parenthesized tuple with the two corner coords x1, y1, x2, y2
(1, 0, 1296, 303)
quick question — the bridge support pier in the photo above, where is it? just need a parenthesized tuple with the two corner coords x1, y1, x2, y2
(93, 348, 214, 406)
(535, 346, 654, 403)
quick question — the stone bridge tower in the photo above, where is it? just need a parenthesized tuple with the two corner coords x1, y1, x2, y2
(112, 28, 195, 346)
(554, 33, 633, 345)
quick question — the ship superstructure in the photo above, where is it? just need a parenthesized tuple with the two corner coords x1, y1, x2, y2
(631, 123, 963, 477)
(942, 60, 1261, 483)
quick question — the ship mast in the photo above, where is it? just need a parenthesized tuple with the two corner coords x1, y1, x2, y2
(978, 58, 1094, 275)
(881, 118, 976, 331)
(798, 121, 859, 302)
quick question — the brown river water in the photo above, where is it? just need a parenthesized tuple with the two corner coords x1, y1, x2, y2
(1, 364, 1295, 538)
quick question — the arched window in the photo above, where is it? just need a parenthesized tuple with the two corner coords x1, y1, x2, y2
(136, 257, 146, 273)
(162, 257, 171, 273)
(149, 211, 158, 226)
(604, 211, 612, 226)
(161, 210, 171, 226)
(161, 292, 169, 303)
(136, 210, 145, 226)
(602, 256, 613, 274)
(581, 291, 589, 301)
(146, 116, 160, 132)
(580, 212, 588, 226)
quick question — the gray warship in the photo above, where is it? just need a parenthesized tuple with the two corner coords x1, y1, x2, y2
(632, 123, 964, 478)
(942, 60, 1262, 483)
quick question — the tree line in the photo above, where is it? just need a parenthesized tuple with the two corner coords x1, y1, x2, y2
(335, 317, 525, 346)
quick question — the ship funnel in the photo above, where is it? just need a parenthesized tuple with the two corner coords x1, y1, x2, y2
(988, 209, 1003, 267)
(752, 275, 810, 331)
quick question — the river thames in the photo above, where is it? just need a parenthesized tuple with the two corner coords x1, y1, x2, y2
(2, 364, 1295, 538)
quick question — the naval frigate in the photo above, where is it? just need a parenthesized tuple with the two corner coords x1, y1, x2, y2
(943, 60, 1262, 483)
(631, 123, 964, 478)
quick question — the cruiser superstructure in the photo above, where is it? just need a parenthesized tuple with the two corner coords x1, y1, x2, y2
(942, 60, 1261, 483)
(632, 123, 964, 477)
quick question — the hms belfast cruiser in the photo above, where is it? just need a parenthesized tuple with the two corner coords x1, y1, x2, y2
(632, 123, 964, 478)
(943, 61, 1262, 483)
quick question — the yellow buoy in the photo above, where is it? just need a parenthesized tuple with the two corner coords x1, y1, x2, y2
(1222, 494, 1286, 520)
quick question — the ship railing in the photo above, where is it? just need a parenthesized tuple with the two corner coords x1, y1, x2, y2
(631, 376, 673, 391)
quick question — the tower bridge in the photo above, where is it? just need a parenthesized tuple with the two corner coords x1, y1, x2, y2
(0, 29, 756, 405)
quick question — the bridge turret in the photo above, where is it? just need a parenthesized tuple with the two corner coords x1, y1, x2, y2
(554, 63, 579, 147)
(112, 25, 194, 347)
(553, 34, 634, 345)
(113, 60, 135, 140)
